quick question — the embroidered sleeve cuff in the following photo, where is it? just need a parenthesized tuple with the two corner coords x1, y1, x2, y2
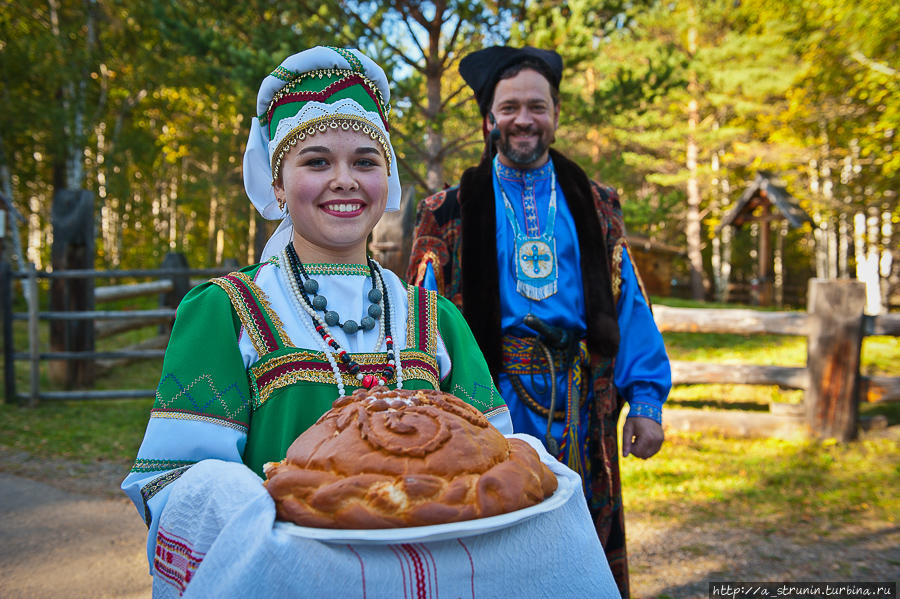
(627, 400, 662, 424)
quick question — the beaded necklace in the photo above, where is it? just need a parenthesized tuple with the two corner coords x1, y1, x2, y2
(279, 250, 348, 396)
(283, 243, 402, 392)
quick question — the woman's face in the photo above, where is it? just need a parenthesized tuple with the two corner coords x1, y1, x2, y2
(274, 128, 389, 262)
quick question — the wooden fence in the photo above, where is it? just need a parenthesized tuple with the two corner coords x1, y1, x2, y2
(657, 279, 900, 441)
(2, 268, 898, 440)
(1, 258, 232, 405)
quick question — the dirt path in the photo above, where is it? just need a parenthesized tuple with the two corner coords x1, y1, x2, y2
(1, 447, 897, 599)
(627, 516, 900, 598)
(0, 469, 151, 599)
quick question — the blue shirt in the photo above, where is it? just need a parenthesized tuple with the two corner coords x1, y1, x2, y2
(423, 158, 670, 450)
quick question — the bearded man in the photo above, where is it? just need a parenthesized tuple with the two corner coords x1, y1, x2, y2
(406, 46, 671, 597)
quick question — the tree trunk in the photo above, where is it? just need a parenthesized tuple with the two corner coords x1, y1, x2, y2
(685, 105, 704, 299)
(827, 217, 838, 280)
(0, 138, 27, 276)
(880, 206, 895, 309)
(757, 203, 772, 305)
(685, 17, 705, 300)
(774, 219, 786, 307)
(720, 223, 733, 302)
(207, 115, 221, 264)
(814, 220, 826, 279)
(423, 40, 444, 192)
(49, 190, 96, 387)
(865, 207, 883, 314)
(685, 122, 704, 299)
(712, 235, 722, 300)
(838, 212, 849, 278)
(710, 151, 724, 301)
(720, 170, 732, 302)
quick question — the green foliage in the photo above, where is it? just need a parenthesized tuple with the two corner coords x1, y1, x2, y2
(1, 0, 897, 285)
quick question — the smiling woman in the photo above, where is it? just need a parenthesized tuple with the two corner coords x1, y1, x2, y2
(118, 46, 514, 596)
(275, 129, 389, 263)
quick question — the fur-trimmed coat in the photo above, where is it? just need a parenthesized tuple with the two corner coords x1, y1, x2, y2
(406, 148, 634, 597)
(406, 148, 625, 380)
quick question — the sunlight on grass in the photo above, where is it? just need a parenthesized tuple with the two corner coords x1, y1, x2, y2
(861, 336, 900, 376)
(0, 399, 154, 463)
(667, 384, 804, 409)
(663, 332, 807, 366)
(621, 433, 900, 534)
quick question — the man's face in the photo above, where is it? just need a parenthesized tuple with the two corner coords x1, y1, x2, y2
(489, 68, 560, 170)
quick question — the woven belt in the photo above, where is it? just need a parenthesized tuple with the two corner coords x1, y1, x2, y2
(501, 334, 590, 482)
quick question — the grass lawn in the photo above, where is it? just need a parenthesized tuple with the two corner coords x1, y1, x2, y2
(620, 430, 899, 535)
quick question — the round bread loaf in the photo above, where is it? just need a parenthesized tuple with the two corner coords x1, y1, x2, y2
(264, 387, 558, 529)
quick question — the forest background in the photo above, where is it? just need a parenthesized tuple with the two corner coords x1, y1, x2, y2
(1, 0, 898, 306)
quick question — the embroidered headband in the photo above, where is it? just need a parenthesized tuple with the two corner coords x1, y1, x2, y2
(243, 46, 401, 222)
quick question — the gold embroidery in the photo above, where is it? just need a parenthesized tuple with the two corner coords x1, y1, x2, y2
(623, 240, 653, 307)
(212, 270, 294, 355)
(406, 284, 417, 348)
(611, 240, 625, 305)
(252, 350, 440, 407)
(150, 410, 247, 433)
(613, 239, 652, 307)
(250, 350, 323, 379)
(230, 271, 292, 345)
(424, 288, 438, 355)
(397, 365, 440, 388)
(483, 405, 511, 420)
(212, 277, 269, 356)
(415, 250, 444, 290)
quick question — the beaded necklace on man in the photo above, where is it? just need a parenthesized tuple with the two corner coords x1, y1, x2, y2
(495, 157, 559, 301)
(283, 243, 402, 392)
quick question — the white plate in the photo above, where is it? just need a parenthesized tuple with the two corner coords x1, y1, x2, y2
(272, 434, 579, 545)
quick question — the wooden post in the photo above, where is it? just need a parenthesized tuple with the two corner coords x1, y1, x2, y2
(805, 279, 866, 441)
(757, 202, 772, 305)
(370, 187, 414, 275)
(159, 252, 189, 336)
(1, 259, 14, 403)
(49, 189, 95, 387)
(27, 263, 39, 407)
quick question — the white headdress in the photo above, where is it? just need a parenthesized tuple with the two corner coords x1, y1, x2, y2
(242, 46, 401, 261)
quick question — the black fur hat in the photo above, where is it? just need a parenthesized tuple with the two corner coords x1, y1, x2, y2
(458, 46, 563, 117)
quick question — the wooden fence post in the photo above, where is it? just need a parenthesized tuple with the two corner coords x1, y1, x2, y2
(805, 278, 866, 441)
(27, 263, 39, 407)
(369, 187, 414, 275)
(50, 189, 95, 388)
(159, 252, 189, 336)
(1, 259, 14, 404)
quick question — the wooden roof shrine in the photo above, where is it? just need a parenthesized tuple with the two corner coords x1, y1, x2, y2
(717, 171, 812, 232)
(715, 171, 812, 306)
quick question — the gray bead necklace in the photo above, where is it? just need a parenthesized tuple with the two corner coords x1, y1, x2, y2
(285, 243, 382, 334)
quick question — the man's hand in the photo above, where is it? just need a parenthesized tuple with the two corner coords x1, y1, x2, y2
(622, 416, 664, 459)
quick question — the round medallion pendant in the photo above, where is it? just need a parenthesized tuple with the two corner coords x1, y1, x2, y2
(517, 241, 554, 278)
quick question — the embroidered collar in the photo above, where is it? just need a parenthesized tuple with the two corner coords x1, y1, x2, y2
(274, 260, 371, 277)
(494, 158, 554, 182)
